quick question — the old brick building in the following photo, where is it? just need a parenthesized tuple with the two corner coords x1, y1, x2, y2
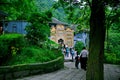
(49, 18, 74, 47)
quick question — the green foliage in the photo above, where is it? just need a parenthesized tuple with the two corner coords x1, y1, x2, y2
(49, 40, 59, 49)
(74, 41, 84, 53)
(105, 32, 120, 65)
(2, 46, 63, 66)
(105, 6, 120, 32)
(106, 32, 120, 53)
(0, 34, 27, 65)
(36, 0, 68, 22)
(0, 0, 37, 20)
(41, 39, 59, 49)
(25, 11, 52, 45)
(105, 6, 120, 65)
(104, 53, 120, 65)
(53, 7, 68, 22)
(53, 0, 90, 33)
(36, 0, 55, 12)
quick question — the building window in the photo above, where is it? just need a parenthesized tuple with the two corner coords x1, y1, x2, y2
(12, 24, 17, 33)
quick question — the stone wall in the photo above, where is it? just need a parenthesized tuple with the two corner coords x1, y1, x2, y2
(0, 56, 64, 80)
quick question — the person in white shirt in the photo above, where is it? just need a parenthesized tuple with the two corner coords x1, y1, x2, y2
(80, 47, 89, 70)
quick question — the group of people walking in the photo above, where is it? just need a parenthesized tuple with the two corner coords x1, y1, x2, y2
(75, 47, 88, 70)
(61, 44, 75, 61)
(61, 44, 88, 70)
(62, 45, 88, 70)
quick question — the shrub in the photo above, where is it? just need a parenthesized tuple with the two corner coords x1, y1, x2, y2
(74, 41, 84, 53)
(41, 39, 59, 49)
(105, 32, 120, 65)
(104, 53, 120, 65)
(25, 11, 52, 46)
(105, 32, 120, 53)
(0, 33, 27, 65)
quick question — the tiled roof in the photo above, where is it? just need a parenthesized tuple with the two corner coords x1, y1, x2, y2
(51, 17, 69, 26)
(49, 17, 77, 30)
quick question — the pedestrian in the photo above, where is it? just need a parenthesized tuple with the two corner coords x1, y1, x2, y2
(61, 44, 65, 54)
(63, 44, 66, 55)
(80, 47, 88, 70)
(70, 47, 75, 61)
(65, 45, 69, 57)
(75, 51, 80, 69)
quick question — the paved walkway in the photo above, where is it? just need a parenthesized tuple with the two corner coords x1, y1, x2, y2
(16, 56, 120, 80)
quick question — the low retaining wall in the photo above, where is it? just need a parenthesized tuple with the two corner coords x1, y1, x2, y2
(0, 56, 64, 80)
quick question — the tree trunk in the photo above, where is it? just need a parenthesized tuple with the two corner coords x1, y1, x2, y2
(86, 0, 106, 80)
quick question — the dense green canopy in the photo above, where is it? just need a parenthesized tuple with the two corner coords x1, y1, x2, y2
(0, 0, 37, 20)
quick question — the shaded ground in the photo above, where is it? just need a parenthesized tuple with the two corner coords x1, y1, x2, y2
(16, 62, 86, 80)
(104, 64, 120, 80)
(16, 60, 120, 80)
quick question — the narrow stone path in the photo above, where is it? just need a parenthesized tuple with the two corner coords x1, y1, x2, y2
(16, 61, 120, 80)
(16, 62, 86, 80)
(104, 64, 120, 80)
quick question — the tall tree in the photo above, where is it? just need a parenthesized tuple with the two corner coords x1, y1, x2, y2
(86, 0, 120, 79)
(56, 1, 105, 79)
(86, 0, 105, 79)
(56, 0, 107, 79)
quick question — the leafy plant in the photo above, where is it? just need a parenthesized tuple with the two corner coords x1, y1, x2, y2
(25, 11, 52, 46)
(74, 41, 84, 53)
(104, 53, 120, 64)
(0, 0, 37, 20)
(105, 32, 120, 65)
(0, 33, 27, 65)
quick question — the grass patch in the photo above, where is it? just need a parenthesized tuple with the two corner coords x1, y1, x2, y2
(2, 46, 63, 66)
